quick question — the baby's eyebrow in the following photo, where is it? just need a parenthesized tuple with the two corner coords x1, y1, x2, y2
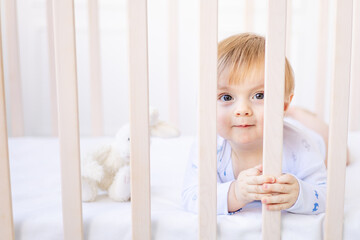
(217, 84, 231, 91)
(249, 84, 264, 92)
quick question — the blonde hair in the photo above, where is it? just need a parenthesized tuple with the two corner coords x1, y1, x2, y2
(218, 33, 294, 98)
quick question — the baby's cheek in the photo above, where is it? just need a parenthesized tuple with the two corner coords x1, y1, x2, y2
(258, 115, 265, 128)
(216, 115, 229, 135)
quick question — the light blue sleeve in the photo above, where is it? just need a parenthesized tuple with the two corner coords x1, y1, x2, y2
(181, 141, 233, 215)
(284, 121, 327, 214)
(286, 174, 327, 214)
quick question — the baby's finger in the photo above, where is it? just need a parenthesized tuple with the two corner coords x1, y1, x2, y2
(247, 175, 276, 185)
(261, 194, 290, 205)
(248, 193, 273, 201)
(247, 184, 268, 194)
(244, 167, 262, 177)
(262, 183, 291, 193)
(276, 174, 296, 184)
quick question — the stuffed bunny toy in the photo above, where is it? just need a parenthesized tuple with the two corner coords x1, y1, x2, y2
(81, 108, 179, 202)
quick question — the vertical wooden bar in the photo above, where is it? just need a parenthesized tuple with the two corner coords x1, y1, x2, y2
(128, 0, 151, 239)
(46, 0, 58, 137)
(324, 0, 353, 239)
(262, 0, 287, 239)
(199, 0, 217, 239)
(168, 0, 179, 127)
(88, 0, 103, 136)
(315, 0, 330, 120)
(0, 13, 15, 240)
(52, 0, 84, 239)
(349, 0, 360, 132)
(3, 0, 24, 136)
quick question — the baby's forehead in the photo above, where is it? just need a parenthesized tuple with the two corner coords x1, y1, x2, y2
(217, 78, 265, 92)
(218, 63, 265, 86)
(218, 70, 264, 87)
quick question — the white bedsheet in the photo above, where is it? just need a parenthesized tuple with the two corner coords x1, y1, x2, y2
(8, 132, 360, 240)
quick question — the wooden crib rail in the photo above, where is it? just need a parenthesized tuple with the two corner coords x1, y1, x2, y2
(349, 0, 360, 132)
(324, 0, 354, 239)
(168, 0, 180, 128)
(198, 0, 218, 239)
(262, 0, 287, 239)
(3, 0, 24, 137)
(52, 0, 84, 239)
(315, 0, 330, 121)
(46, 0, 58, 137)
(0, 11, 15, 239)
(128, 0, 151, 239)
(88, 0, 104, 136)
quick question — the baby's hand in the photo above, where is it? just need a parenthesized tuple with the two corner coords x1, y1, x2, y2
(233, 165, 276, 207)
(261, 174, 300, 211)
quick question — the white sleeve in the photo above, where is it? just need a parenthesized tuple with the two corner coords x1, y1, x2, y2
(286, 174, 326, 214)
(181, 142, 233, 215)
(285, 135, 327, 214)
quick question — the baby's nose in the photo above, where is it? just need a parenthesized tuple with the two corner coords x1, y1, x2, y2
(234, 103, 252, 116)
(234, 111, 250, 116)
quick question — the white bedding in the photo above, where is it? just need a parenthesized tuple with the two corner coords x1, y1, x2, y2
(8, 132, 360, 240)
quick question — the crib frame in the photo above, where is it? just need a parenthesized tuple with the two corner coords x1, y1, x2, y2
(0, 0, 359, 239)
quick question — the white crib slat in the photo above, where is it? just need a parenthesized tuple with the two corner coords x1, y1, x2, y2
(46, 0, 58, 137)
(315, 0, 330, 120)
(128, 0, 151, 239)
(324, 0, 353, 239)
(349, 0, 360, 132)
(3, 0, 24, 136)
(88, 0, 103, 136)
(0, 19, 15, 240)
(53, 1, 84, 239)
(168, 0, 179, 127)
(199, 0, 217, 239)
(262, 1, 287, 239)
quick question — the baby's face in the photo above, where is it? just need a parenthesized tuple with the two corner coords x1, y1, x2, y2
(217, 72, 265, 150)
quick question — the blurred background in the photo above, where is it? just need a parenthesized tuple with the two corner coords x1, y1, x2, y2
(1, 0, 352, 137)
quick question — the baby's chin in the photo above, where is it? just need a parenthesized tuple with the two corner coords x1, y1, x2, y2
(228, 137, 264, 150)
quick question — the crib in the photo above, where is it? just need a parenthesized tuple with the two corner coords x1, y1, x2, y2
(0, 0, 360, 239)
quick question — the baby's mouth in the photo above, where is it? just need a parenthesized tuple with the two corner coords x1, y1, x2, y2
(233, 124, 254, 128)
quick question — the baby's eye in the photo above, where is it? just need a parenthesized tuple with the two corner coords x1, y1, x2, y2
(220, 94, 233, 102)
(253, 92, 264, 100)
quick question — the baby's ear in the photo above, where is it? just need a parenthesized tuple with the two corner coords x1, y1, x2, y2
(284, 94, 294, 112)
(150, 121, 180, 138)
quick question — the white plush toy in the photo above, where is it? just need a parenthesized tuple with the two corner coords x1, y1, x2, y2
(81, 108, 180, 202)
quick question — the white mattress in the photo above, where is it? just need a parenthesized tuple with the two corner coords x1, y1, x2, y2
(8, 132, 360, 240)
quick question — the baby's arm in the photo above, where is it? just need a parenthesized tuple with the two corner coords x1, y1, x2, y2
(228, 165, 276, 212)
(182, 143, 234, 215)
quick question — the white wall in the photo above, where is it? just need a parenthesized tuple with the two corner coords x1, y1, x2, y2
(2, 0, 338, 136)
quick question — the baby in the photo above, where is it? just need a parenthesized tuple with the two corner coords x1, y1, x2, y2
(182, 33, 327, 215)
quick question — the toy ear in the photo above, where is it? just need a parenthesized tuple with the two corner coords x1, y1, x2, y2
(150, 121, 180, 138)
(149, 107, 159, 126)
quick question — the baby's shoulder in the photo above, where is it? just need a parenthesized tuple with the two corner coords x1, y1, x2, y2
(283, 118, 326, 166)
(283, 118, 324, 153)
